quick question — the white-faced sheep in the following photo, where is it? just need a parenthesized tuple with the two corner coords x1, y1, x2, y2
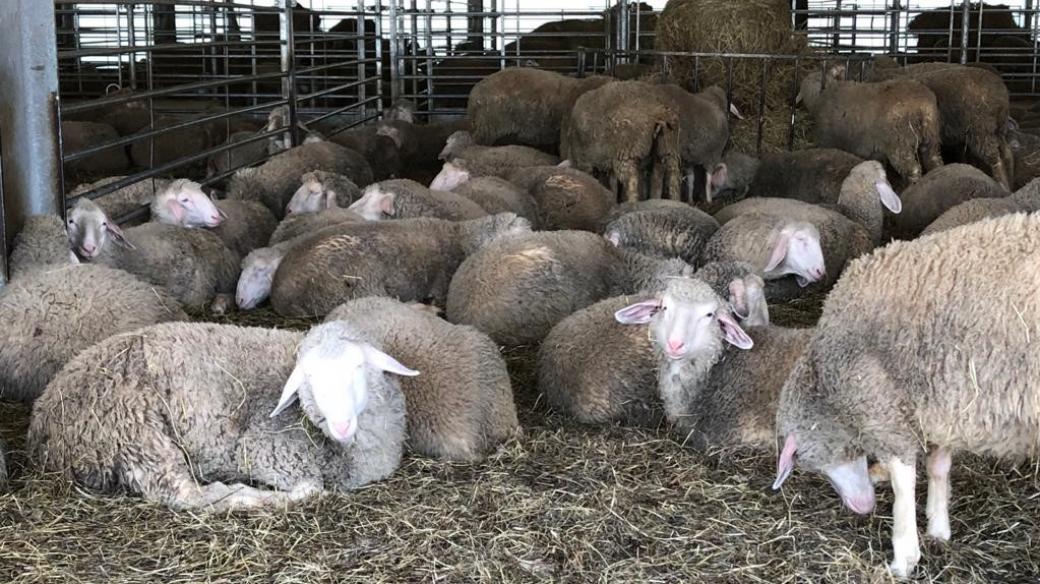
(885, 163, 1009, 240)
(539, 261, 767, 426)
(772, 211, 1040, 578)
(798, 64, 943, 184)
(450, 176, 540, 226)
(430, 133, 560, 191)
(69, 199, 239, 311)
(285, 170, 362, 215)
(227, 141, 374, 218)
(445, 230, 696, 346)
(562, 80, 681, 201)
(349, 179, 487, 221)
(29, 321, 411, 511)
(506, 165, 616, 231)
(467, 68, 612, 152)
(271, 213, 531, 317)
(70, 176, 172, 221)
(325, 297, 519, 461)
(922, 175, 1040, 235)
(614, 277, 810, 450)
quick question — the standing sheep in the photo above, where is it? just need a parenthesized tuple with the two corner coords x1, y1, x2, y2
(772, 211, 1040, 578)
(430, 134, 560, 191)
(507, 165, 616, 231)
(885, 163, 1009, 240)
(349, 179, 487, 221)
(467, 68, 612, 151)
(271, 213, 531, 317)
(922, 175, 1040, 235)
(562, 80, 681, 201)
(451, 176, 541, 226)
(655, 84, 734, 201)
(61, 121, 131, 178)
(328, 126, 403, 181)
(29, 321, 411, 511)
(227, 141, 374, 218)
(285, 171, 362, 215)
(325, 297, 519, 460)
(798, 64, 943, 184)
(748, 148, 864, 204)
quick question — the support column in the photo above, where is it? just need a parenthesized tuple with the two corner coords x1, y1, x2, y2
(467, 0, 484, 51)
(280, 0, 299, 147)
(0, 1, 64, 286)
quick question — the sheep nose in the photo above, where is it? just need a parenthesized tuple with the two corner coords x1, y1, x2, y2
(82, 243, 96, 254)
(331, 420, 354, 439)
(667, 339, 685, 354)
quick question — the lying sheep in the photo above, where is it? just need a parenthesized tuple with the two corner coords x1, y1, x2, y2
(70, 199, 239, 311)
(699, 213, 826, 296)
(702, 151, 761, 211)
(539, 261, 767, 426)
(1008, 127, 1040, 189)
(562, 80, 681, 201)
(886, 163, 1009, 240)
(506, 165, 615, 231)
(0, 219, 187, 402)
(268, 207, 364, 245)
(451, 177, 540, 226)
(872, 62, 1013, 189)
(326, 297, 518, 461)
(655, 84, 733, 201)
(748, 148, 864, 204)
(772, 211, 1040, 578)
(603, 204, 720, 265)
(614, 278, 810, 450)
(467, 68, 612, 151)
(922, 176, 1040, 235)
(286, 171, 362, 215)
(29, 321, 410, 511)
(212, 199, 278, 259)
(70, 176, 171, 221)
(61, 121, 131, 178)
(349, 179, 487, 221)
(430, 133, 560, 191)
(8, 215, 78, 278)
(227, 141, 374, 218)
(271, 213, 531, 317)
(798, 64, 943, 184)
(445, 230, 696, 346)
(328, 126, 402, 181)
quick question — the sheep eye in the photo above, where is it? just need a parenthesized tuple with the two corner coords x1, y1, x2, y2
(706, 312, 714, 318)
(67, 219, 74, 224)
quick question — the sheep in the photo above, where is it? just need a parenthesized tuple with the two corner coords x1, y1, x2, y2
(704, 150, 760, 210)
(797, 64, 943, 184)
(445, 230, 697, 346)
(771, 211, 1040, 578)
(325, 297, 519, 460)
(129, 115, 217, 170)
(211, 199, 279, 259)
(226, 141, 374, 218)
(1008, 126, 1040, 189)
(451, 176, 540, 226)
(207, 131, 269, 178)
(715, 159, 902, 246)
(466, 68, 612, 151)
(69, 199, 239, 311)
(28, 321, 410, 511)
(430, 134, 560, 191)
(271, 213, 532, 317)
(561, 80, 681, 201)
(603, 204, 720, 265)
(328, 126, 402, 181)
(922, 175, 1040, 235)
(61, 121, 131, 178)
(699, 213, 827, 297)
(349, 179, 487, 221)
(506, 165, 616, 231)
(268, 207, 365, 245)
(0, 259, 187, 402)
(539, 261, 768, 426)
(748, 148, 864, 204)
(69, 176, 172, 221)
(885, 163, 1009, 240)
(377, 118, 470, 167)
(871, 62, 1013, 189)
(8, 215, 78, 278)
(655, 84, 733, 201)
(613, 278, 811, 450)
(285, 170, 362, 215)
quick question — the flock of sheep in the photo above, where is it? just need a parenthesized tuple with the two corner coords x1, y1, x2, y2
(1, 54, 1039, 580)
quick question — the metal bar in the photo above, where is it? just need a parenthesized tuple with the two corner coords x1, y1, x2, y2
(280, 0, 299, 147)
(960, 0, 970, 64)
(389, 0, 401, 104)
(0, 0, 64, 280)
(888, 0, 900, 54)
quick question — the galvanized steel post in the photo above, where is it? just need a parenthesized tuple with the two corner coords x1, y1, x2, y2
(280, 0, 300, 147)
(0, 1, 64, 286)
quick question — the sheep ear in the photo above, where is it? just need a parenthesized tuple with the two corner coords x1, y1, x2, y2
(362, 345, 419, 376)
(216, 204, 229, 221)
(729, 102, 745, 120)
(772, 434, 798, 490)
(765, 231, 791, 272)
(323, 189, 339, 210)
(377, 192, 396, 216)
(614, 299, 661, 325)
(107, 222, 135, 249)
(270, 365, 306, 417)
(710, 163, 729, 190)
(827, 64, 846, 81)
(794, 91, 803, 105)
(166, 198, 185, 223)
(728, 279, 748, 319)
(557, 159, 573, 168)
(876, 181, 902, 214)
(718, 311, 753, 349)
(604, 230, 621, 247)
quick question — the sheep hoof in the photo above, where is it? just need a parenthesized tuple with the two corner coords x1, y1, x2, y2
(210, 294, 235, 316)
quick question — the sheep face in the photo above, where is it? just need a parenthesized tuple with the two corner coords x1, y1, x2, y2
(287, 177, 336, 215)
(271, 322, 418, 444)
(727, 273, 769, 327)
(764, 223, 825, 287)
(429, 161, 471, 191)
(155, 180, 226, 229)
(438, 131, 473, 161)
(348, 187, 396, 221)
(614, 279, 753, 361)
(237, 246, 286, 309)
(66, 199, 131, 259)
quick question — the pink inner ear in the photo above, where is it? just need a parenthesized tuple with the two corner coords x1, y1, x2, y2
(166, 198, 185, 223)
(875, 181, 902, 214)
(377, 193, 395, 216)
(324, 190, 338, 209)
(604, 231, 621, 247)
(718, 312, 754, 349)
(764, 231, 790, 272)
(773, 434, 798, 490)
(614, 300, 661, 325)
(728, 280, 748, 317)
(711, 164, 729, 189)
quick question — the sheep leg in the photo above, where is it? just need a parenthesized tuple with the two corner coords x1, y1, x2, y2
(617, 159, 641, 203)
(609, 172, 620, 202)
(210, 294, 234, 316)
(999, 137, 1015, 187)
(887, 456, 921, 579)
(161, 477, 292, 512)
(649, 159, 665, 199)
(925, 447, 952, 541)
(973, 134, 1012, 190)
(919, 140, 944, 174)
(665, 156, 682, 201)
